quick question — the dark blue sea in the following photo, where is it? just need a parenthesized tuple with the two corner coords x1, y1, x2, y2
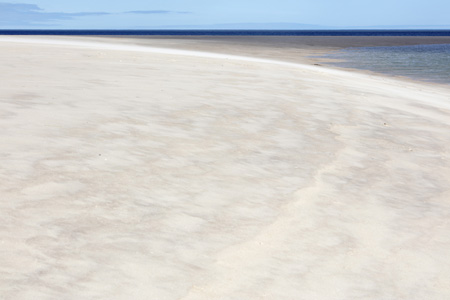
(1, 30, 449, 84)
(0, 29, 449, 36)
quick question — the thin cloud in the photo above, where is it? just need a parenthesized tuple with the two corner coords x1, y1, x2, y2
(0, 2, 192, 27)
(127, 10, 171, 14)
(126, 10, 191, 15)
(0, 2, 41, 12)
(0, 2, 109, 26)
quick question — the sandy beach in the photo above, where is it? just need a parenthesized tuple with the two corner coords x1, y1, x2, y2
(1, 36, 450, 299)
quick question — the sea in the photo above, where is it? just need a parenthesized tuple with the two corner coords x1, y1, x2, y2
(1, 29, 449, 84)
(322, 44, 450, 84)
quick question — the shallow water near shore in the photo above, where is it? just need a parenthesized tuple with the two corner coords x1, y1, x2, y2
(323, 43, 450, 84)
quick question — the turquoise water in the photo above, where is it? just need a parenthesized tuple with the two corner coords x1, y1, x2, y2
(324, 44, 450, 84)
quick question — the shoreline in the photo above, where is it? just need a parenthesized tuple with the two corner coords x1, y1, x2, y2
(1, 36, 450, 299)
(2, 35, 450, 89)
(130, 35, 450, 87)
(50, 35, 450, 87)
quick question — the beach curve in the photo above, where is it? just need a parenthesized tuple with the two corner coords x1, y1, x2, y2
(0, 36, 450, 299)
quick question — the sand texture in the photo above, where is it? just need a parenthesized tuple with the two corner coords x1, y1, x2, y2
(1, 37, 450, 299)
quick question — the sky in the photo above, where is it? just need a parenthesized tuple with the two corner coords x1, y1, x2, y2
(1, 0, 449, 29)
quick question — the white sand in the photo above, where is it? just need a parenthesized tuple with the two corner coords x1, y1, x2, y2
(1, 36, 450, 299)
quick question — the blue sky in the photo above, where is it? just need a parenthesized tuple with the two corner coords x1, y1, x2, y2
(1, 0, 449, 29)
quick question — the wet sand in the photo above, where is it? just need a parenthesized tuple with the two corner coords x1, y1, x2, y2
(1, 36, 450, 299)
(112, 35, 450, 63)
